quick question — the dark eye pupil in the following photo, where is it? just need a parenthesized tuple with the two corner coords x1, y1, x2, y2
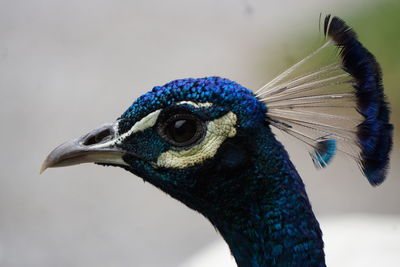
(167, 119, 197, 143)
(159, 112, 206, 147)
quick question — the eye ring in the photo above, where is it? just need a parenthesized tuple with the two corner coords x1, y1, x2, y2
(158, 113, 206, 148)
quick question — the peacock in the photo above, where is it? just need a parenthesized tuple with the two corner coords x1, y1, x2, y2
(41, 16, 393, 266)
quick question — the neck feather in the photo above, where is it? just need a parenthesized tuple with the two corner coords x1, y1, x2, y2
(204, 129, 326, 267)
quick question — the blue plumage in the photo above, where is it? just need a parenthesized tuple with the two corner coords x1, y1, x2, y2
(120, 77, 266, 129)
(311, 139, 337, 168)
(42, 15, 392, 267)
(324, 15, 393, 185)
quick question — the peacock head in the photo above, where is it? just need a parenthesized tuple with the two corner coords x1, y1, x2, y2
(42, 77, 271, 213)
(41, 16, 393, 266)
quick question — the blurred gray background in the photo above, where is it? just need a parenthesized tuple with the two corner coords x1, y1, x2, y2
(1, 0, 399, 266)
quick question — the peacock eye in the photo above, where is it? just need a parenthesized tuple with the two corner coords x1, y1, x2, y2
(159, 113, 206, 147)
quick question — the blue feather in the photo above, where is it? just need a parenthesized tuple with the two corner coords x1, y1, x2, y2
(310, 139, 337, 168)
(324, 15, 393, 185)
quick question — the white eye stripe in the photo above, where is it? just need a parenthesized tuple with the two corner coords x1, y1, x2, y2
(119, 109, 161, 141)
(114, 101, 211, 145)
(91, 109, 161, 149)
(156, 111, 237, 169)
(91, 101, 211, 150)
(177, 101, 213, 108)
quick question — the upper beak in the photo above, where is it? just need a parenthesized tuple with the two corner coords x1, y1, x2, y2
(40, 122, 128, 174)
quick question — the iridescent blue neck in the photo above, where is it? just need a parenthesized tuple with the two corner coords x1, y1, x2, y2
(204, 129, 326, 267)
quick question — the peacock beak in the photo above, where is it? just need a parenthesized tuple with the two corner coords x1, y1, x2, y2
(40, 122, 129, 174)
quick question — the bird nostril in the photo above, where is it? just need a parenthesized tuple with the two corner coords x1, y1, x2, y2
(83, 129, 113, 146)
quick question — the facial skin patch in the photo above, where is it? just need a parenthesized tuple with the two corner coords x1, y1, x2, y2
(156, 111, 237, 168)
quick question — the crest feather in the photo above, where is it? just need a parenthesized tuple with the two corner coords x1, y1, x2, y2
(256, 15, 393, 185)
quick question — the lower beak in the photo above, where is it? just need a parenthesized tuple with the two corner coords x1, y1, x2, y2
(41, 122, 128, 173)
